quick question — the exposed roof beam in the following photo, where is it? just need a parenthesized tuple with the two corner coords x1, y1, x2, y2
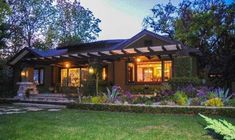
(135, 47, 150, 53)
(88, 52, 101, 57)
(69, 54, 80, 59)
(149, 46, 163, 52)
(161, 45, 167, 51)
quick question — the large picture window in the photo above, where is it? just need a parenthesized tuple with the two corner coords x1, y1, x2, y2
(61, 68, 88, 87)
(33, 68, 44, 85)
(127, 60, 172, 83)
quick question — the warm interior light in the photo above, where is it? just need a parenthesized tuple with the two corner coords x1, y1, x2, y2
(136, 58, 141, 62)
(65, 63, 70, 68)
(88, 67, 94, 74)
(21, 71, 26, 76)
(102, 67, 107, 80)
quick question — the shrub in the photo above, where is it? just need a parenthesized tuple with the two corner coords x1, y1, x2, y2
(174, 56, 196, 77)
(199, 114, 235, 140)
(205, 98, 224, 107)
(179, 84, 197, 98)
(91, 96, 107, 104)
(68, 103, 235, 117)
(227, 99, 235, 107)
(132, 96, 151, 104)
(81, 96, 92, 103)
(144, 100, 153, 105)
(129, 85, 161, 95)
(196, 86, 213, 101)
(173, 91, 188, 105)
(169, 77, 201, 89)
(189, 98, 201, 106)
(207, 91, 217, 100)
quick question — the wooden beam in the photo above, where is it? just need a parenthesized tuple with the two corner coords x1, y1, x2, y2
(147, 47, 154, 53)
(161, 45, 167, 51)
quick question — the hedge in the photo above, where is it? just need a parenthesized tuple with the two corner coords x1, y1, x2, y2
(174, 56, 197, 77)
(67, 103, 235, 118)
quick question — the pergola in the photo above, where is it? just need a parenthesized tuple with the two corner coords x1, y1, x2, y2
(24, 44, 183, 65)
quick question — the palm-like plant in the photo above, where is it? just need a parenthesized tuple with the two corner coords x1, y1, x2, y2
(103, 86, 121, 103)
(214, 88, 232, 103)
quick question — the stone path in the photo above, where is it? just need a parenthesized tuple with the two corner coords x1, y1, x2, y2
(0, 104, 65, 115)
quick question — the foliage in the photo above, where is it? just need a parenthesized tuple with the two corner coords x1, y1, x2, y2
(169, 77, 201, 89)
(205, 98, 224, 107)
(179, 84, 197, 98)
(119, 91, 135, 104)
(228, 99, 235, 107)
(129, 85, 161, 95)
(173, 91, 188, 105)
(144, 100, 153, 105)
(81, 96, 92, 103)
(207, 91, 217, 100)
(54, 0, 101, 44)
(144, 0, 235, 87)
(189, 98, 201, 106)
(143, 1, 176, 38)
(102, 86, 121, 103)
(214, 88, 232, 103)
(199, 114, 235, 140)
(91, 96, 106, 104)
(132, 96, 152, 104)
(196, 86, 213, 100)
(160, 100, 176, 106)
(68, 103, 235, 118)
(174, 56, 196, 77)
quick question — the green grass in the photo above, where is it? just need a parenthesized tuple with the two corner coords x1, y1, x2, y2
(0, 109, 234, 140)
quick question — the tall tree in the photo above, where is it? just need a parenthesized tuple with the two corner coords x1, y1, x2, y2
(143, 0, 235, 87)
(55, 0, 101, 44)
(6, 0, 56, 48)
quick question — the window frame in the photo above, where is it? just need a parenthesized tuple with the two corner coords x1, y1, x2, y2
(126, 59, 173, 85)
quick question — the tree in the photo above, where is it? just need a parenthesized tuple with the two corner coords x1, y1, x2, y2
(54, 0, 101, 44)
(143, 0, 235, 87)
(143, 1, 177, 39)
(6, 0, 56, 48)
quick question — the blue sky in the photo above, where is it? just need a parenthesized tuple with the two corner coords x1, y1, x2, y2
(80, 0, 234, 40)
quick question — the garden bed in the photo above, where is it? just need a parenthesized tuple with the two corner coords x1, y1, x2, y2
(68, 103, 235, 118)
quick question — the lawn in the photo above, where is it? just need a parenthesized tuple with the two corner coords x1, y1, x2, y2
(0, 109, 234, 140)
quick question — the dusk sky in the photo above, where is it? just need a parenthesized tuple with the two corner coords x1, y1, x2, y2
(80, 0, 234, 40)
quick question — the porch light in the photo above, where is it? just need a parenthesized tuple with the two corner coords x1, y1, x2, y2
(88, 66, 94, 74)
(65, 63, 70, 68)
(21, 71, 26, 76)
(136, 58, 141, 62)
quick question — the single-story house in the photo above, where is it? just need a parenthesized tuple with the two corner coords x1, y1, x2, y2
(8, 30, 200, 94)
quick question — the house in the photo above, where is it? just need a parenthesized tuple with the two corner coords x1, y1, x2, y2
(8, 30, 200, 94)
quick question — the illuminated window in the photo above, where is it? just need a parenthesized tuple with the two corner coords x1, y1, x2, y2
(21, 68, 28, 82)
(128, 63, 135, 82)
(61, 68, 80, 87)
(164, 61, 172, 81)
(33, 68, 44, 85)
(81, 68, 88, 82)
(61, 68, 89, 87)
(102, 67, 107, 80)
(127, 59, 172, 83)
(68, 68, 80, 87)
(137, 62, 162, 82)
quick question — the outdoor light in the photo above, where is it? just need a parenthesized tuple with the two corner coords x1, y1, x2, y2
(88, 66, 94, 74)
(21, 71, 26, 76)
(65, 63, 70, 68)
(136, 58, 141, 62)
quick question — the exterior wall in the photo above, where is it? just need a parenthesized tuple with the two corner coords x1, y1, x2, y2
(113, 59, 127, 90)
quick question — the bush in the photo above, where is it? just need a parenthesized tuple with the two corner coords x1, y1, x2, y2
(205, 98, 224, 107)
(91, 96, 107, 104)
(129, 85, 161, 95)
(199, 114, 235, 140)
(227, 99, 235, 107)
(169, 77, 201, 89)
(174, 56, 196, 77)
(189, 98, 201, 106)
(68, 103, 235, 118)
(173, 91, 188, 105)
(179, 84, 197, 98)
(81, 96, 92, 103)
